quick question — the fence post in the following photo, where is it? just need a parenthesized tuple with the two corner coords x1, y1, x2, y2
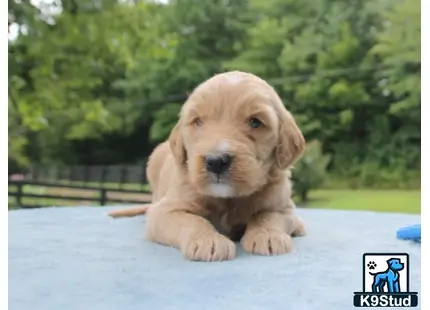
(119, 165, 127, 189)
(100, 166, 107, 188)
(100, 188, 107, 206)
(16, 182, 23, 207)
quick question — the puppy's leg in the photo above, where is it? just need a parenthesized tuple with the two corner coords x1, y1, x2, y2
(146, 202, 236, 262)
(241, 211, 294, 255)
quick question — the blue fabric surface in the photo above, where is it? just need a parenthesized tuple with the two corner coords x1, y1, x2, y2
(9, 207, 421, 310)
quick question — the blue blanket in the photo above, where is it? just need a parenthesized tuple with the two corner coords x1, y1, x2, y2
(9, 207, 421, 310)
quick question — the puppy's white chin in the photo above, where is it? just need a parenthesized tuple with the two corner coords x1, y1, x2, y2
(207, 183, 235, 198)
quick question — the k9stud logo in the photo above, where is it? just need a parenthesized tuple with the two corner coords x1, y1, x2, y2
(353, 253, 418, 307)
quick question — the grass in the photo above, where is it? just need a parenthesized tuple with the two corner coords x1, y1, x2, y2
(302, 189, 421, 214)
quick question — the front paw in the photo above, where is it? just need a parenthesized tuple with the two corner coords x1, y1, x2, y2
(181, 233, 236, 262)
(241, 229, 293, 255)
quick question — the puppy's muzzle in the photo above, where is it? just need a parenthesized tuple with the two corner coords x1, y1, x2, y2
(205, 154, 232, 175)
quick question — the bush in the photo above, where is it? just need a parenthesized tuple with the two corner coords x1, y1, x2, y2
(292, 140, 331, 202)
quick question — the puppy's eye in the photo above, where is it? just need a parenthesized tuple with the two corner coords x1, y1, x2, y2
(192, 117, 203, 127)
(248, 118, 263, 129)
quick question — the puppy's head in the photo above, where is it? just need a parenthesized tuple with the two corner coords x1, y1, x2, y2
(169, 71, 305, 198)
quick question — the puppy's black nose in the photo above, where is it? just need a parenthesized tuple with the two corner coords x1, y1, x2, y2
(205, 154, 232, 174)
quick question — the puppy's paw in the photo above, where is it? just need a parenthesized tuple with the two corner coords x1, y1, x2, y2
(181, 233, 236, 262)
(292, 217, 307, 237)
(241, 229, 293, 256)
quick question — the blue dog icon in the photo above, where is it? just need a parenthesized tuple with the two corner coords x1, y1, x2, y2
(369, 258, 404, 293)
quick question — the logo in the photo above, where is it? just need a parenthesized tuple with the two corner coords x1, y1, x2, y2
(353, 253, 418, 307)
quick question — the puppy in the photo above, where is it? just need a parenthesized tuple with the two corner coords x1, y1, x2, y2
(109, 71, 306, 261)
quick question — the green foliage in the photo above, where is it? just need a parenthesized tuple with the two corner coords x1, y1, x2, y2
(8, 0, 420, 189)
(293, 141, 331, 202)
(149, 103, 182, 142)
(225, 0, 420, 188)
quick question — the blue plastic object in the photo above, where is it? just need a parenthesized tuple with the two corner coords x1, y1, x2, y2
(397, 224, 421, 243)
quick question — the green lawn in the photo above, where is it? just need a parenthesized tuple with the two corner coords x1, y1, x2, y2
(302, 189, 421, 214)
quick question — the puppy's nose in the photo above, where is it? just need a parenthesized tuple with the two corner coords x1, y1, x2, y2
(205, 154, 232, 174)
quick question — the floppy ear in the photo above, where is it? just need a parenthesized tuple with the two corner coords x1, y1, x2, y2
(275, 109, 306, 170)
(168, 121, 187, 166)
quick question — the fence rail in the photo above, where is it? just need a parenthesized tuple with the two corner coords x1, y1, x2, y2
(8, 164, 152, 209)
(27, 164, 149, 187)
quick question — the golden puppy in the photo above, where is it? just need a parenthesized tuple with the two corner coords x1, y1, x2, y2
(109, 71, 306, 261)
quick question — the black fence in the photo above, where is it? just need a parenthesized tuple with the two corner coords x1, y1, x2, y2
(8, 165, 152, 209)
(28, 164, 149, 188)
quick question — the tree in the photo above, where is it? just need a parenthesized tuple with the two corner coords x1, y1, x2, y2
(9, 0, 174, 164)
(142, 0, 254, 142)
(8, 0, 420, 189)
(224, 0, 420, 187)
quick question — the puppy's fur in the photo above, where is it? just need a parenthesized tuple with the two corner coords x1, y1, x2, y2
(109, 71, 306, 261)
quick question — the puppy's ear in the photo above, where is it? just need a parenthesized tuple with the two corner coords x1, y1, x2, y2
(169, 121, 187, 166)
(275, 109, 306, 170)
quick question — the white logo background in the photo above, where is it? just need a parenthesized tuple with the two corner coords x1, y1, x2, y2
(363, 254, 408, 293)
